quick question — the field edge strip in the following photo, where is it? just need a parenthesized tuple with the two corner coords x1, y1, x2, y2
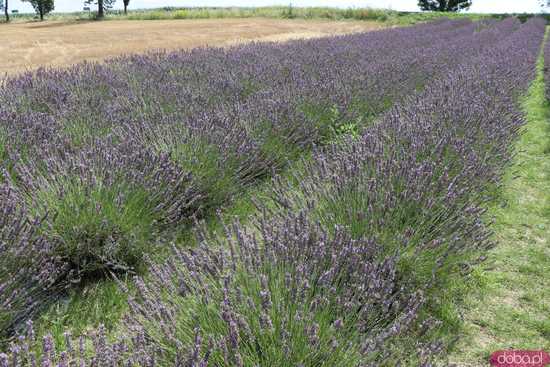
(448, 26, 550, 365)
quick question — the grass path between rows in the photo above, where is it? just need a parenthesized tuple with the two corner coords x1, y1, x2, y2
(449, 29, 550, 366)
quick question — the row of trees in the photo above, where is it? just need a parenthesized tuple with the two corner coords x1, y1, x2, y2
(418, 0, 472, 12)
(26, 0, 54, 20)
(86, 0, 131, 19)
(2, 0, 472, 23)
(2, 0, 130, 22)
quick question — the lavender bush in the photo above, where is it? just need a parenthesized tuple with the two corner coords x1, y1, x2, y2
(545, 32, 550, 101)
(12, 137, 195, 275)
(0, 185, 58, 338)
(124, 214, 441, 366)
(0, 321, 157, 366)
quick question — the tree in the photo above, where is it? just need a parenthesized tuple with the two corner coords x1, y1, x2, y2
(85, 0, 115, 19)
(22, 0, 54, 21)
(3, 0, 8, 22)
(418, 0, 472, 12)
(123, 0, 129, 15)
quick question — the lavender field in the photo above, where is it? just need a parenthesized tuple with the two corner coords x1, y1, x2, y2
(0, 16, 547, 366)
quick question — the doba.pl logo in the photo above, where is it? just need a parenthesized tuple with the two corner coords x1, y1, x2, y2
(490, 350, 550, 367)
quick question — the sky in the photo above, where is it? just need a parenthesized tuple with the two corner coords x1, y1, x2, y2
(2, 0, 544, 14)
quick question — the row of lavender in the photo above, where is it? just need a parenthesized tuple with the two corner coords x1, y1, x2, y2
(1, 17, 545, 366)
(546, 29, 550, 100)
(0, 18, 516, 338)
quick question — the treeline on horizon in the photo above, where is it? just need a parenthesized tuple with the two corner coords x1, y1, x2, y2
(1, 0, 547, 24)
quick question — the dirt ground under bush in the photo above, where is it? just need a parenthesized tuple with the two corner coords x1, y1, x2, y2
(0, 18, 382, 76)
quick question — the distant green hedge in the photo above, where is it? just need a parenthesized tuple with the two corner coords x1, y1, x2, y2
(1, 6, 546, 25)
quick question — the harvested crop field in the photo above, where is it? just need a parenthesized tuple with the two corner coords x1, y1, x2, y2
(0, 18, 382, 75)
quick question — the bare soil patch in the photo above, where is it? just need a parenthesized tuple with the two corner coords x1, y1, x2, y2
(0, 18, 382, 75)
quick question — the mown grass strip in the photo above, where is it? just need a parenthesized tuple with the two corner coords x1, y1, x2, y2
(449, 28, 550, 366)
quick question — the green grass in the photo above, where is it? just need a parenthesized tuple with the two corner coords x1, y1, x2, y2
(29, 175, 160, 280)
(0, 6, 492, 26)
(34, 280, 129, 347)
(448, 29, 550, 365)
